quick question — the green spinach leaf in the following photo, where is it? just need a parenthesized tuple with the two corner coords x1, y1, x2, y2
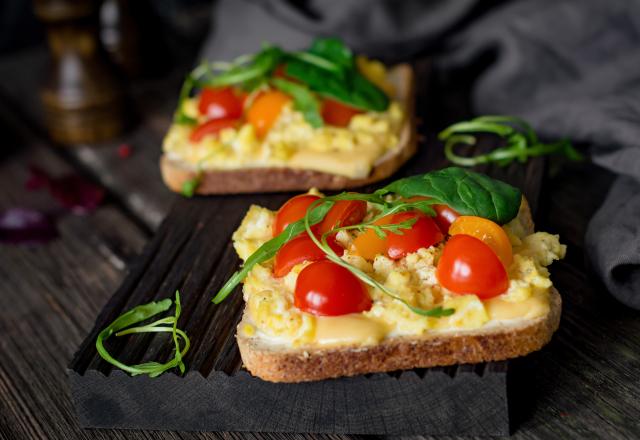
(308, 37, 354, 70)
(376, 167, 522, 224)
(285, 60, 389, 112)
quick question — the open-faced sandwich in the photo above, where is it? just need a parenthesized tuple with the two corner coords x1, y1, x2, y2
(214, 167, 565, 382)
(161, 38, 415, 195)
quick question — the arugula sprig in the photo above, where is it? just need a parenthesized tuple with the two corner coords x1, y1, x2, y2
(96, 291, 190, 377)
(439, 115, 583, 167)
(302, 199, 454, 318)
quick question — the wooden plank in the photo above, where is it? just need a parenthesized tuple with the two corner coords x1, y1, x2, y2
(0, 48, 185, 230)
(0, 101, 237, 440)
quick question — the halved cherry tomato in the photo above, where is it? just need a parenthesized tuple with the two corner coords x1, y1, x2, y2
(317, 199, 367, 234)
(321, 98, 363, 127)
(353, 215, 394, 260)
(247, 90, 291, 138)
(449, 216, 512, 267)
(294, 260, 372, 316)
(387, 211, 444, 259)
(404, 196, 459, 234)
(273, 194, 321, 237)
(273, 234, 344, 277)
(433, 204, 460, 234)
(189, 118, 239, 143)
(436, 234, 508, 299)
(197, 87, 244, 119)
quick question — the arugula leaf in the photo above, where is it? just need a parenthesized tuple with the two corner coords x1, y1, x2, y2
(173, 73, 197, 125)
(181, 173, 202, 198)
(202, 46, 283, 88)
(376, 167, 522, 224)
(272, 78, 323, 128)
(439, 115, 583, 167)
(95, 291, 190, 377)
(303, 210, 454, 318)
(212, 200, 335, 304)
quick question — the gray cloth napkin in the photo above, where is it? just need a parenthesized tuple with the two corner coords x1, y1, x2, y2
(199, 0, 640, 308)
(436, 0, 640, 308)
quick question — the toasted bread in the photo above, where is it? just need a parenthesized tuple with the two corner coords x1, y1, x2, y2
(160, 64, 416, 195)
(236, 199, 562, 383)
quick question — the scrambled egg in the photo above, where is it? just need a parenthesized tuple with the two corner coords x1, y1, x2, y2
(163, 99, 405, 179)
(233, 204, 566, 347)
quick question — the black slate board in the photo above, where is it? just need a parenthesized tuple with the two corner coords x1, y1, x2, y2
(67, 62, 546, 435)
(69, 365, 508, 435)
(66, 170, 540, 436)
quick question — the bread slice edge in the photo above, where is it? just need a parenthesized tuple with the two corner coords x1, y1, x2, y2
(236, 288, 560, 383)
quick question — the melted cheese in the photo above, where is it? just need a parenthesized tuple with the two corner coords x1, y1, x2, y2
(314, 314, 388, 347)
(288, 148, 384, 179)
(485, 291, 549, 320)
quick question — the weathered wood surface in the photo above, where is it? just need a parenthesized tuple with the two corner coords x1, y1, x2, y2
(0, 49, 639, 439)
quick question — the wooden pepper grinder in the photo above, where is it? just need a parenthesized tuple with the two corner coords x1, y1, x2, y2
(34, 0, 127, 144)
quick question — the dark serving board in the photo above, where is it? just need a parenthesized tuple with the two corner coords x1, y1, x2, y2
(67, 65, 547, 435)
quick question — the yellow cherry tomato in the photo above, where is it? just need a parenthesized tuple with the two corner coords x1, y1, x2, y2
(247, 90, 290, 138)
(448, 216, 513, 267)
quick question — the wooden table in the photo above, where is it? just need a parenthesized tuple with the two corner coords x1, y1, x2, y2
(0, 48, 638, 440)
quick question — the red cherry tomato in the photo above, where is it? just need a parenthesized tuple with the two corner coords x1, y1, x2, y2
(433, 204, 460, 234)
(197, 87, 244, 119)
(273, 234, 344, 277)
(318, 199, 367, 234)
(386, 211, 444, 259)
(189, 118, 239, 143)
(404, 196, 459, 234)
(273, 194, 321, 236)
(436, 234, 509, 299)
(321, 98, 363, 127)
(294, 260, 372, 316)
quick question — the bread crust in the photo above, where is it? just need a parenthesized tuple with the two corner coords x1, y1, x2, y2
(235, 198, 562, 383)
(160, 64, 416, 195)
(238, 288, 561, 383)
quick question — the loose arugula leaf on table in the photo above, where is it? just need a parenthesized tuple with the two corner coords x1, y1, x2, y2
(376, 167, 522, 224)
(95, 291, 190, 377)
(181, 172, 202, 198)
(439, 115, 583, 167)
(272, 78, 323, 128)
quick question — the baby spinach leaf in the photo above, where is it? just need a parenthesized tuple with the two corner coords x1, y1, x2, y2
(272, 78, 323, 128)
(285, 60, 389, 112)
(308, 37, 354, 70)
(377, 167, 522, 224)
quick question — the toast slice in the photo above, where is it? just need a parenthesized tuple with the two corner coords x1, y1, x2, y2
(160, 64, 416, 195)
(235, 199, 562, 383)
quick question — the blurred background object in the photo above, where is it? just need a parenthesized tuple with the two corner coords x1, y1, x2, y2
(34, 0, 127, 144)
